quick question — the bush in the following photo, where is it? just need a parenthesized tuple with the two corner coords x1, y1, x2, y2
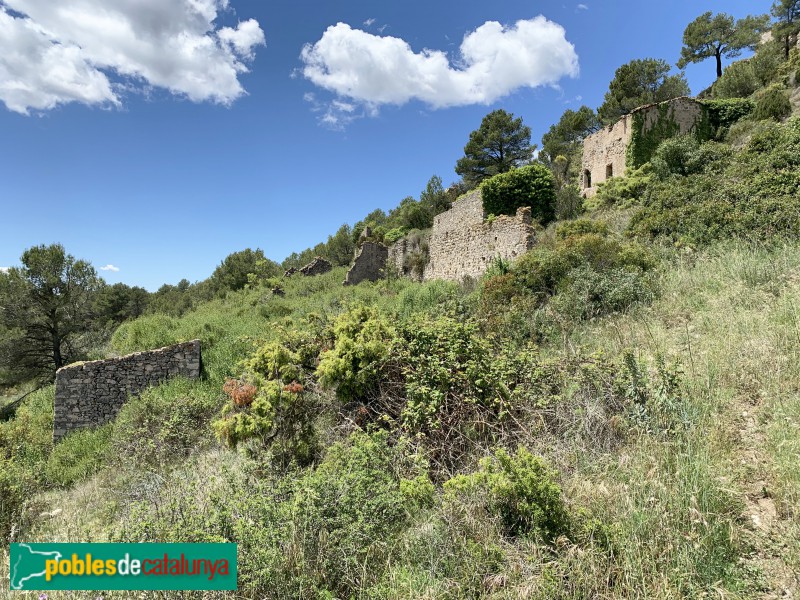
(703, 98, 755, 133)
(556, 219, 610, 240)
(753, 84, 792, 121)
(586, 163, 652, 209)
(651, 136, 732, 180)
(444, 447, 569, 541)
(113, 378, 221, 465)
(316, 305, 396, 403)
(480, 164, 556, 225)
(712, 60, 759, 99)
(288, 431, 424, 596)
(0, 458, 37, 543)
(555, 184, 584, 220)
(46, 425, 113, 487)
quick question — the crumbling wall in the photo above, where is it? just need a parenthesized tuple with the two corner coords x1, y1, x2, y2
(424, 190, 535, 282)
(581, 97, 704, 197)
(344, 241, 388, 285)
(388, 232, 429, 282)
(54, 340, 201, 441)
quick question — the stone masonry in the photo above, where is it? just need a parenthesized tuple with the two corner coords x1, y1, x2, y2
(424, 189, 535, 282)
(581, 96, 704, 197)
(53, 340, 201, 441)
(344, 241, 388, 285)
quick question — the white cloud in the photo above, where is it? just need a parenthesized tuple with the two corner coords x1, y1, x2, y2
(0, 267, 8, 273)
(0, 0, 265, 115)
(100, 264, 120, 272)
(577, 4, 589, 10)
(363, 18, 375, 28)
(300, 17, 578, 115)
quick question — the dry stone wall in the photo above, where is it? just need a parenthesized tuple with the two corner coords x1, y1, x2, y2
(424, 190, 535, 282)
(54, 340, 201, 441)
(344, 241, 388, 285)
(581, 96, 704, 197)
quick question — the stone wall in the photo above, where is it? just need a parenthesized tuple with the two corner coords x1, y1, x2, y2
(53, 340, 201, 441)
(344, 241, 388, 285)
(388, 232, 429, 282)
(581, 96, 704, 197)
(424, 190, 535, 282)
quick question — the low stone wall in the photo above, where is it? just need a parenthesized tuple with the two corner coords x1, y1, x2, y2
(344, 242, 388, 285)
(54, 340, 201, 441)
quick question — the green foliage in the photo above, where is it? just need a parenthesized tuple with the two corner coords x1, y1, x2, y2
(540, 106, 600, 187)
(316, 305, 395, 403)
(772, 0, 800, 59)
(46, 425, 113, 487)
(0, 458, 37, 542)
(455, 109, 533, 186)
(209, 248, 281, 296)
(0, 244, 103, 383)
(586, 163, 653, 209)
(94, 283, 150, 327)
(555, 183, 584, 220)
(753, 84, 792, 121)
(288, 431, 424, 596)
(598, 59, 691, 125)
(444, 447, 569, 541)
(712, 60, 760, 98)
(630, 117, 800, 246)
(383, 227, 408, 244)
(480, 164, 556, 224)
(508, 233, 658, 321)
(651, 136, 733, 179)
(113, 378, 222, 465)
(627, 103, 686, 169)
(556, 219, 610, 240)
(678, 12, 769, 79)
(702, 98, 755, 132)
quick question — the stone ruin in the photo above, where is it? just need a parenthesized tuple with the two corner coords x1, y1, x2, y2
(54, 340, 201, 441)
(581, 96, 704, 198)
(343, 188, 536, 285)
(284, 257, 333, 278)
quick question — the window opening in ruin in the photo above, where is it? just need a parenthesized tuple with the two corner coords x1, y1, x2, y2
(606, 164, 613, 179)
(584, 170, 591, 189)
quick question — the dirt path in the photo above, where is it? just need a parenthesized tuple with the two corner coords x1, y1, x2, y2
(737, 403, 797, 599)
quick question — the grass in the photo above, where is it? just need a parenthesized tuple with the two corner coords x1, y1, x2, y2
(1, 240, 799, 598)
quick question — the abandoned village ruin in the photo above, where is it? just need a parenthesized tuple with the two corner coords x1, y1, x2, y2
(53, 97, 705, 440)
(581, 96, 704, 197)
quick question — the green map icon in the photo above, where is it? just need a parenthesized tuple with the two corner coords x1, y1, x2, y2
(10, 544, 63, 590)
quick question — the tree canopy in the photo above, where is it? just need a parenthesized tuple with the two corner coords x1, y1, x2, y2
(0, 244, 103, 384)
(540, 106, 600, 186)
(208, 248, 281, 295)
(772, 0, 800, 58)
(455, 110, 534, 186)
(598, 59, 691, 125)
(677, 12, 769, 78)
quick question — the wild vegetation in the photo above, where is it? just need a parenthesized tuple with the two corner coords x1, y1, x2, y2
(1, 5, 800, 599)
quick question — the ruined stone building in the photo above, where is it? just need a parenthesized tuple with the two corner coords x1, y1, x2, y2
(581, 96, 705, 197)
(344, 189, 535, 285)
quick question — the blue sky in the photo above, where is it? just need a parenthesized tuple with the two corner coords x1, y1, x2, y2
(0, 0, 771, 290)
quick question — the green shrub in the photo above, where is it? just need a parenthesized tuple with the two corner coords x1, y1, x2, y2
(586, 163, 652, 209)
(555, 184, 584, 220)
(316, 305, 396, 403)
(383, 227, 408, 244)
(444, 447, 569, 541)
(703, 98, 755, 133)
(0, 386, 53, 473)
(46, 425, 113, 487)
(289, 431, 423, 596)
(631, 117, 800, 246)
(0, 458, 37, 542)
(712, 60, 759, 99)
(113, 378, 221, 465)
(651, 136, 732, 179)
(753, 84, 792, 121)
(480, 164, 556, 225)
(556, 219, 610, 240)
(111, 313, 180, 354)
